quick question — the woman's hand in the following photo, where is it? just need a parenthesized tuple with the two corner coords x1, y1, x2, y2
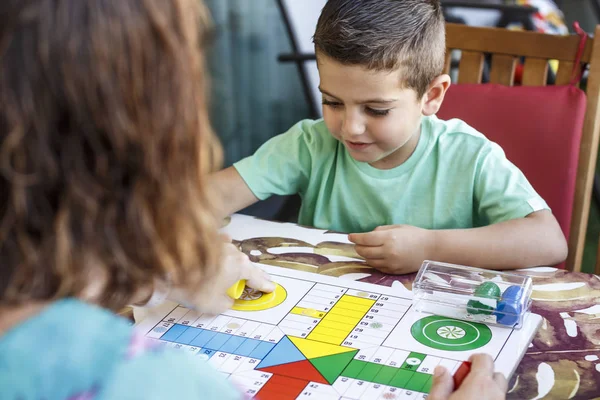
(428, 354, 507, 400)
(169, 239, 275, 314)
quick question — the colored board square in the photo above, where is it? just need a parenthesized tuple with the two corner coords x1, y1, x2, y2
(405, 371, 430, 392)
(316, 320, 356, 331)
(189, 329, 217, 348)
(234, 338, 261, 357)
(334, 303, 371, 314)
(341, 359, 369, 379)
(371, 365, 398, 385)
(328, 308, 365, 319)
(309, 350, 359, 384)
(175, 327, 203, 345)
(320, 314, 360, 327)
(220, 335, 246, 354)
(259, 359, 328, 384)
(341, 295, 376, 307)
(198, 349, 216, 359)
(389, 369, 415, 389)
(310, 326, 348, 339)
(305, 332, 343, 345)
(357, 362, 383, 382)
(401, 352, 427, 371)
(249, 341, 276, 359)
(336, 300, 373, 313)
(160, 324, 188, 342)
(256, 390, 297, 400)
(258, 375, 308, 400)
(267, 375, 309, 390)
(256, 336, 305, 369)
(203, 332, 230, 351)
(422, 376, 433, 393)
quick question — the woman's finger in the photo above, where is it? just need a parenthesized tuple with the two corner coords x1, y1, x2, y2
(241, 262, 276, 293)
(468, 353, 495, 377)
(428, 366, 454, 400)
(493, 372, 508, 393)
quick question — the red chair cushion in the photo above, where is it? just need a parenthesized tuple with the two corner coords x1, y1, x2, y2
(437, 84, 587, 268)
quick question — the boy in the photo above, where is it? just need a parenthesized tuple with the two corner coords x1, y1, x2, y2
(211, 0, 567, 274)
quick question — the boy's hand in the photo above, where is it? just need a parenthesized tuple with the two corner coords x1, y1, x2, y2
(428, 354, 507, 400)
(348, 225, 434, 274)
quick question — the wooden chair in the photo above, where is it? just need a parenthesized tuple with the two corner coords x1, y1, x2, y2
(441, 23, 600, 273)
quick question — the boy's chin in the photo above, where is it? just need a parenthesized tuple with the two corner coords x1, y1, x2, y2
(347, 152, 382, 165)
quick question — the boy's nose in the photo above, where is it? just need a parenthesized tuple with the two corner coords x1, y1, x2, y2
(341, 112, 365, 137)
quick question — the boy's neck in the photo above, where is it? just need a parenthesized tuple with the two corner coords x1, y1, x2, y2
(0, 301, 51, 336)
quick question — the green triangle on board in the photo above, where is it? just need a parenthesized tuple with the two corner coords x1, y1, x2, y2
(308, 349, 359, 384)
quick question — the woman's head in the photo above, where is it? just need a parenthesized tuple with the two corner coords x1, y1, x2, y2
(0, 0, 222, 310)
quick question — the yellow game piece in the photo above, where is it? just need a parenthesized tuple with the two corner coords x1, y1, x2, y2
(226, 280, 247, 299)
(231, 283, 287, 311)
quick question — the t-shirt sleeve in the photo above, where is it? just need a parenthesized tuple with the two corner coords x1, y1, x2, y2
(233, 119, 323, 200)
(474, 141, 549, 225)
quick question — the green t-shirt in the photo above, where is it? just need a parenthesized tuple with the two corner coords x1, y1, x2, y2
(234, 115, 548, 233)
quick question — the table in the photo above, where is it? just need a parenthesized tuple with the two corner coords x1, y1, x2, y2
(224, 214, 600, 400)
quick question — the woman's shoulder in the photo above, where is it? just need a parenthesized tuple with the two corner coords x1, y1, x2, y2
(1, 299, 238, 399)
(101, 334, 241, 399)
(0, 299, 133, 398)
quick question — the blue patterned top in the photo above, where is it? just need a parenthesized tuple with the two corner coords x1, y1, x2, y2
(0, 299, 241, 399)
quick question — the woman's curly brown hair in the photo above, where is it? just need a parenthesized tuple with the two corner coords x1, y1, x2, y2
(0, 0, 223, 310)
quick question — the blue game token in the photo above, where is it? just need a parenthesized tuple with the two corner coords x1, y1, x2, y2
(502, 285, 523, 302)
(494, 285, 524, 326)
(495, 301, 521, 325)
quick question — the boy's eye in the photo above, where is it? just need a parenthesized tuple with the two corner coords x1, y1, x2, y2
(366, 107, 390, 117)
(322, 99, 342, 108)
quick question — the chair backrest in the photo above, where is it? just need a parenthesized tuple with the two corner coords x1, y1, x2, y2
(277, 0, 326, 118)
(438, 23, 600, 272)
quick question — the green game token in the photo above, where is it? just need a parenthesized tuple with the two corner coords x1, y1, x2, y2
(411, 316, 492, 351)
(466, 300, 494, 315)
(467, 282, 501, 315)
(475, 282, 501, 298)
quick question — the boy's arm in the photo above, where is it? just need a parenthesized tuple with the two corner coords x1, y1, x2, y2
(209, 167, 259, 218)
(349, 210, 568, 274)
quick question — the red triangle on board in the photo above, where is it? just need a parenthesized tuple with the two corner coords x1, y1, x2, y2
(259, 359, 328, 384)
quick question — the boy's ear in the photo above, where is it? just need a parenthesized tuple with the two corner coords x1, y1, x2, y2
(421, 74, 451, 116)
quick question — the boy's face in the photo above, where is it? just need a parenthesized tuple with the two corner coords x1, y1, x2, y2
(317, 54, 424, 170)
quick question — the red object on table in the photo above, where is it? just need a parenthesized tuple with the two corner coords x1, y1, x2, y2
(453, 361, 472, 389)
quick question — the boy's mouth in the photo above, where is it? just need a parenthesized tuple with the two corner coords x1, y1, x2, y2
(345, 140, 372, 151)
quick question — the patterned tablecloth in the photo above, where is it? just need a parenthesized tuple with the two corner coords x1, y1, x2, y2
(225, 214, 600, 400)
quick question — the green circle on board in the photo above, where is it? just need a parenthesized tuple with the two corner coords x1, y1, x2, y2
(411, 316, 492, 351)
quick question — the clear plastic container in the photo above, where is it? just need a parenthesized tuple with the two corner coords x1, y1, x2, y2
(412, 260, 533, 328)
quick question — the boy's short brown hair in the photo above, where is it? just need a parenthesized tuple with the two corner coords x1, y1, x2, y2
(313, 0, 446, 98)
(0, 0, 222, 310)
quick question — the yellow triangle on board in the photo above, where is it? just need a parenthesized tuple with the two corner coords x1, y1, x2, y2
(289, 337, 356, 359)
